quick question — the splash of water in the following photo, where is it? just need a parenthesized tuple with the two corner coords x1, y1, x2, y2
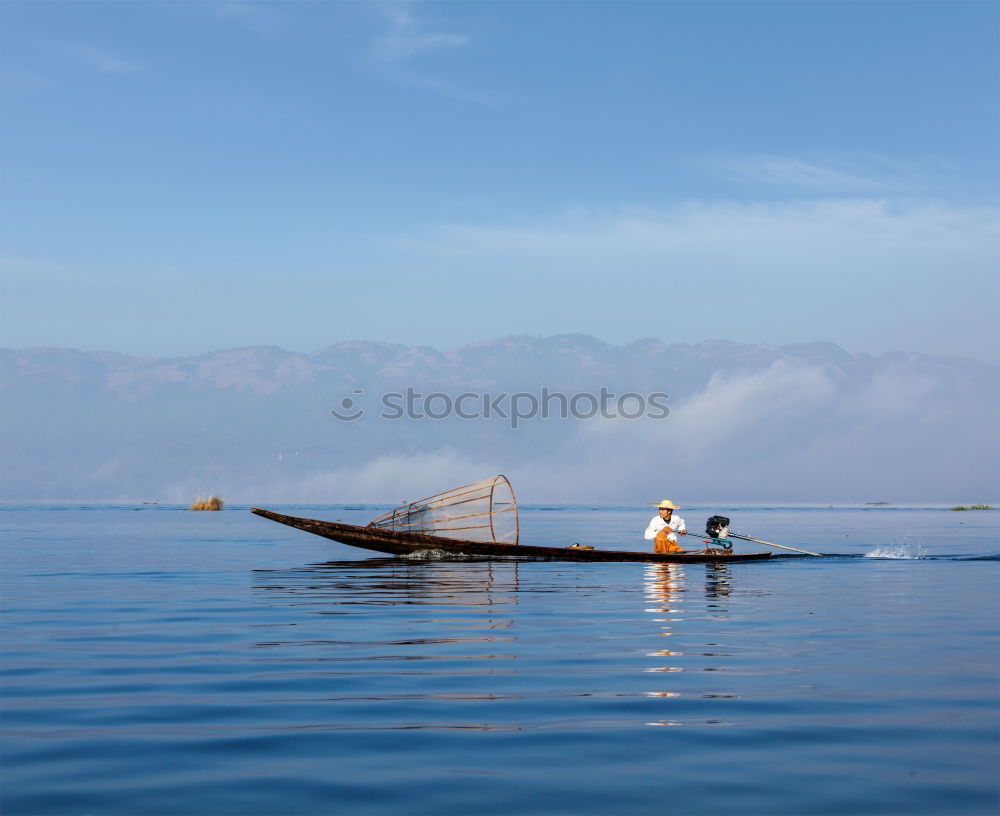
(865, 541, 926, 559)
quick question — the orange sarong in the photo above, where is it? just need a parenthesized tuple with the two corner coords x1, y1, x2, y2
(654, 528, 685, 554)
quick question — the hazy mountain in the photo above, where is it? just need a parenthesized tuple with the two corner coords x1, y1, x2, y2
(1, 336, 997, 504)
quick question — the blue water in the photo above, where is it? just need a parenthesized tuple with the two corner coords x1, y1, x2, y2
(1, 505, 998, 815)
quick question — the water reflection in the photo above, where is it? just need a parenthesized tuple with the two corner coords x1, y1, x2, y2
(246, 559, 527, 731)
(705, 563, 732, 607)
(642, 563, 738, 718)
(248, 558, 746, 732)
(251, 558, 520, 647)
(644, 564, 686, 673)
(254, 559, 520, 607)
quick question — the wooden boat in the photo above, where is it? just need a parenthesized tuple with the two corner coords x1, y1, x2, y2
(251, 476, 771, 563)
(251, 507, 770, 562)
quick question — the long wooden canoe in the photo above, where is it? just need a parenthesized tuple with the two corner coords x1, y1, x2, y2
(250, 507, 772, 563)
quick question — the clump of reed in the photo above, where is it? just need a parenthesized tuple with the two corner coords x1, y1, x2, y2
(190, 495, 224, 511)
(950, 504, 993, 511)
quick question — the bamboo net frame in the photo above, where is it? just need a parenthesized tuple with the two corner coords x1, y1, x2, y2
(367, 475, 519, 545)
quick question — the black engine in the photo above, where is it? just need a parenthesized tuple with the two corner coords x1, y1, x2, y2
(705, 515, 731, 539)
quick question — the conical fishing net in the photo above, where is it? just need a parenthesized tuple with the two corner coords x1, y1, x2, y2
(368, 475, 519, 544)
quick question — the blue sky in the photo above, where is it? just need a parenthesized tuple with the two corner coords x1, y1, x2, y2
(2, 1, 998, 360)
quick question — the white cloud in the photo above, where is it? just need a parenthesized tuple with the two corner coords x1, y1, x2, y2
(372, 1, 468, 62)
(416, 198, 999, 265)
(655, 361, 838, 456)
(709, 152, 976, 199)
(537, 358, 999, 502)
(361, 2, 489, 103)
(405, 198, 1000, 334)
(714, 154, 884, 191)
(571, 360, 839, 483)
(239, 362, 849, 506)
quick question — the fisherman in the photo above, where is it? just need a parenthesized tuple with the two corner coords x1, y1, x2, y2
(644, 500, 688, 554)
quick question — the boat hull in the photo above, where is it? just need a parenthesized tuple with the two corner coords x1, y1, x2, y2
(250, 508, 772, 563)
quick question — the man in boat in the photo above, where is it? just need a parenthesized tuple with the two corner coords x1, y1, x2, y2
(644, 500, 688, 554)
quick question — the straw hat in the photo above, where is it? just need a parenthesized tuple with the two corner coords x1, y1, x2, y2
(649, 500, 681, 510)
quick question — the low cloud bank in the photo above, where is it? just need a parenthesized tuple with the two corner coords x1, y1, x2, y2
(233, 360, 997, 505)
(2, 339, 996, 504)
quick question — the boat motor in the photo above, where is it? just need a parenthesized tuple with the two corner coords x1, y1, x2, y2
(705, 515, 733, 550)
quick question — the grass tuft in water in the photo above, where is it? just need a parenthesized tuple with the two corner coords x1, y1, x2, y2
(190, 495, 224, 511)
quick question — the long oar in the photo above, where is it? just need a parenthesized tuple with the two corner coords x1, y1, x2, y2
(727, 531, 821, 557)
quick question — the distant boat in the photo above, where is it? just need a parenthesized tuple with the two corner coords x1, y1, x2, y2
(251, 475, 771, 564)
(142, 500, 159, 505)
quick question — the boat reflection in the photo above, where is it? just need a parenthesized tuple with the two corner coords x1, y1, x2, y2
(252, 558, 520, 628)
(249, 558, 525, 732)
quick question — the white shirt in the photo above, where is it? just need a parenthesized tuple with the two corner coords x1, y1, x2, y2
(644, 514, 686, 542)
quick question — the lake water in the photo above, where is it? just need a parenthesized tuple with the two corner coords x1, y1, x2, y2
(1, 505, 998, 815)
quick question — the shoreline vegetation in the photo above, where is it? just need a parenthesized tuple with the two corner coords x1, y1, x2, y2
(950, 504, 994, 511)
(190, 495, 224, 511)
